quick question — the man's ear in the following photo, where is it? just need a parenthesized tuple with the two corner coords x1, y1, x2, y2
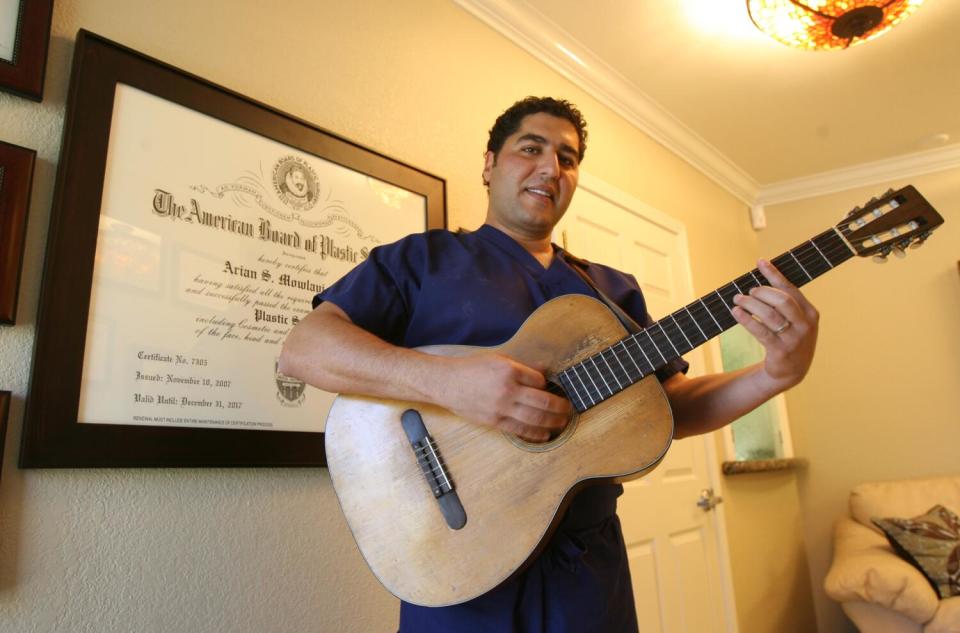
(482, 150, 496, 186)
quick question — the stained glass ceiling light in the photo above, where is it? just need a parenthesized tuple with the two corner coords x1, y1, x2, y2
(747, 0, 927, 51)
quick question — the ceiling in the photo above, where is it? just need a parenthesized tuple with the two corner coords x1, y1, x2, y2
(456, 0, 960, 203)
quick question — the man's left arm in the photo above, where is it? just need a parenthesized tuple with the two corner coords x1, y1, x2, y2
(664, 259, 819, 439)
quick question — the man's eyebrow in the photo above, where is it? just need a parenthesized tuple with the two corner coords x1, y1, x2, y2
(514, 133, 579, 160)
(515, 133, 547, 145)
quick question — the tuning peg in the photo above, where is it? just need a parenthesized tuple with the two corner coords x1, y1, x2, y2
(872, 246, 891, 263)
(892, 245, 907, 259)
(884, 188, 895, 197)
(909, 230, 933, 249)
(846, 205, 862, 217)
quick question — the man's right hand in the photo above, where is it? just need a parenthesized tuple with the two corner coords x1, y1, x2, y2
(434, 353, 572, 443)
(280, 303, 571, 443)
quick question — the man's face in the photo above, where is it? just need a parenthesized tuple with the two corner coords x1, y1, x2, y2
(286, 167, 307, 197)
(482, 112, 580, 239)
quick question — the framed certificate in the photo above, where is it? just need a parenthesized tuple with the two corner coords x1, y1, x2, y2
(0, 139, 35, 324)
(0, 0, 54, 101)
(20, 31, 446, 467)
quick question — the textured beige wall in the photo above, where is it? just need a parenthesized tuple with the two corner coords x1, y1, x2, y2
(722, 471, 817, 633)
(758, 170, 960, 633)
(0, 1, 815, 631)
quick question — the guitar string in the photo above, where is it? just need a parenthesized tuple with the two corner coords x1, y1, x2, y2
(568, 249, 845, 405)
(559, 231, 856, 407)
(398, 412, 487, 473)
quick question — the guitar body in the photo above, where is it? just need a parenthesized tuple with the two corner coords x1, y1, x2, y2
(325, 294, 674, 607)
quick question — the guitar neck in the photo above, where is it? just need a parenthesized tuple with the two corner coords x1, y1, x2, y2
(557, 227, 854, 412)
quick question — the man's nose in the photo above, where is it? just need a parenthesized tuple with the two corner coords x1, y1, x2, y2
(537, 151, 560, 178)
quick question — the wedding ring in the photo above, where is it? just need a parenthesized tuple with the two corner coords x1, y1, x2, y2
(772, 320, 792, 335)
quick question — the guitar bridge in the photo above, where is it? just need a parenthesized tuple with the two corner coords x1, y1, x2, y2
(401, 409, 467, 530)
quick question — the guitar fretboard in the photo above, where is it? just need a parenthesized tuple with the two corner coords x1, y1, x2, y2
(557, 227, 854, 412)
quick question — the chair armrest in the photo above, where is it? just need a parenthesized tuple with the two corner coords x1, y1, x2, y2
(824, 518, 939, 624)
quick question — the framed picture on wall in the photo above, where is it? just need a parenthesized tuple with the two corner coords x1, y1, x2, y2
(0, 391, 8, 478)
(0, 0, 55, 101)
(20, 30, 446, 468)
(0, 139, 35, 325)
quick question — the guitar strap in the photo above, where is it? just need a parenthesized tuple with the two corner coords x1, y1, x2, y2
(559, 249, 644, 336)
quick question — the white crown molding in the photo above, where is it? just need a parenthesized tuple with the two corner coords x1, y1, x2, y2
(453, 0, 760, 204)
(755, 143, 960, 206)
(454, 0, 960, 210)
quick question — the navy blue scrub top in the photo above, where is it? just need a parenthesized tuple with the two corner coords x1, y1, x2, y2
(315, 224, 687, 633)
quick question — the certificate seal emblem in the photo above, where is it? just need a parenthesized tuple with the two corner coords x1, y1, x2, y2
(275, 361, 306, 407)
(273, 156, 319, 211)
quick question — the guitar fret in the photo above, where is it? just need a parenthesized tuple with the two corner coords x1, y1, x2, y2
(790, 249, 813, 281)
(824, 228, 855, 263)
(644, 330, 668, 365)
(589, 357, 612, 396)
(609, 345, 632, 384)
(719, 284, 741, 309)
(698, 298, 723, 331)
(706, 293, 738, 329)
(570, 365, 596, 406)
(628, 334, 655, 369)
(559, 372, 587, 411)
(682, 306, 709, 341)
(797, 244, 831, 278)
(771, 253, 808, 287)
(674, 309, 706, 345)
(810, 240, 834, 268)
(688, 301, 722, 338)
(714, 289, 732, 310)
(603, 349, 628, 387)
(788, 250, 813, 281)
(818, 233, 843, 257)
(583, 359, 605, 398)
(657, 323, 681, 357)
(600, 347, 630, 391)
(734, 272, 761, 293)
(670, 315, 694, 349)
(619, 339, 646, 377)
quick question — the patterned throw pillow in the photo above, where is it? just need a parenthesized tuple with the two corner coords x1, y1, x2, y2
(872, 504, 960, 599)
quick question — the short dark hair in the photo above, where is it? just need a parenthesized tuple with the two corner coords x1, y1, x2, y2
(486, 97, 588, 162)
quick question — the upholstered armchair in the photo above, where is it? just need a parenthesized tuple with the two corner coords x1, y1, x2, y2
(825, 475, 960, 633)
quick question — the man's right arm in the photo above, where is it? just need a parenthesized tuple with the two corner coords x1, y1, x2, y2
(278, 302, 571, 442)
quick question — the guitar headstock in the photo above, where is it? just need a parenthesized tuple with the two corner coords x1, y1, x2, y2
(839, 185, 944, 262)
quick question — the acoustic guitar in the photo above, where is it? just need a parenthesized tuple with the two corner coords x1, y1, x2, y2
(324, 185, 944, 607)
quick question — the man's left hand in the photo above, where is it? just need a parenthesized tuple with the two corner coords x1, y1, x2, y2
(731, 259, 819, 391)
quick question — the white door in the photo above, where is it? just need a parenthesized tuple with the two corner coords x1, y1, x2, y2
(555, 173, 738, 633)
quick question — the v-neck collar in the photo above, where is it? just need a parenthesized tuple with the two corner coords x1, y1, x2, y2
(475, 224, 562, 276)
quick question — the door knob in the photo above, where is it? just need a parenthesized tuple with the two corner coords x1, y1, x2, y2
(697, 488, 723, 511)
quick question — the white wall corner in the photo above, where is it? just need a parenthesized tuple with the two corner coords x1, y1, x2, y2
(453, 0, 760, 205)
(755, 143, 960, 206)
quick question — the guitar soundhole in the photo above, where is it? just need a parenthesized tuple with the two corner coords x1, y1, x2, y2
(504, 411, 579, 452)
